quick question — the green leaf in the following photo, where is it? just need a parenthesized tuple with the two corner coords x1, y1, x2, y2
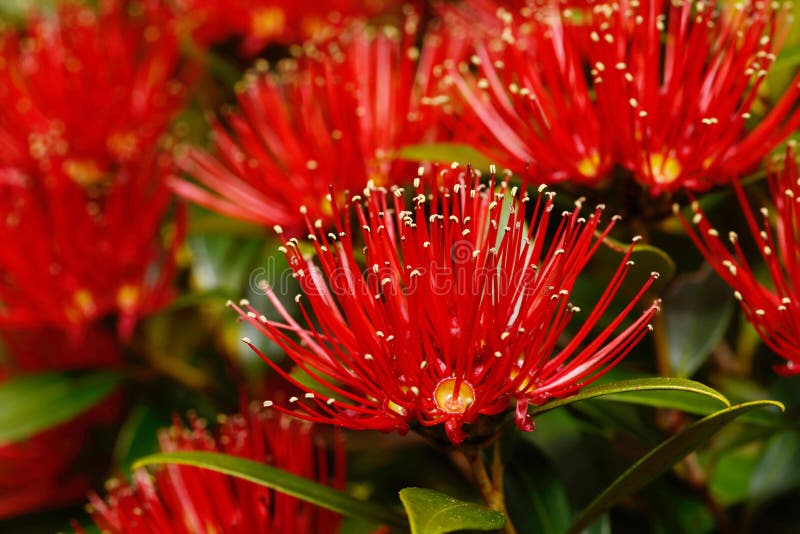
(748, 430, 800, 505)
(396, 143, 494, 170)
(112, 404, 170, 475)
(529, 377, 730, 418)
(600, 236, 676, 294)
(567, 400, 786, 534)
(582, 514, 611, 534)
(663, 266, 735, 378)
(504, 440, 571, 534)
(647, 482, 714, 534)
(0, 371, 121, 444)
(188, 208, 268, 237)
(134, 451, 407, 529)
(709, 441, 762, 506)
(398, 487, 505, 534)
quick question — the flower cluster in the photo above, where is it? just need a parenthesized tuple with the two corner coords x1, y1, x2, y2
(444, 0, 800, 193)
(173, 8, 463, 231)
(75, 409, 344, 534)
(232, 166, 660, 444)
(0, 0, 186, 177)
(0, 0, 188, 515)
(680, 150, 800, 375)
(0, 155, 184, 340)
(0, 0, 187, 343)
(2, 0, 799, 528)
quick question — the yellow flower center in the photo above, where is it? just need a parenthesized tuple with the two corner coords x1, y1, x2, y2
(434, 377, 475, 414)
(647, 153, 682, 184)
(576, 152, 601, 179)
(251, 7, 286, 39)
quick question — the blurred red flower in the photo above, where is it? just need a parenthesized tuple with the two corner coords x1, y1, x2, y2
(0, 153, 185, 339)
(0, 0, 188, 179)
(680, 150, 800, 375)
(75, 410, 345, 534)
(173, 0, 405, 54)
(0, 326, 122, 372)
(232, 167, 660, 444)
(0, 0, 190, 339)
(174, 9, 462, 232)
(445, 0, 800, 193)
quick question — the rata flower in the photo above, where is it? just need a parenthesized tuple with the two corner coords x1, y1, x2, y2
(0, 0, 187, 179)
(75, 409, 344, 534)
(173, 0, 405, 54)
(679, 150, 800, 375)
(173, 9, 461, 232)
(0, 153, 184, 339)
(446, 0, 800, 193)
(0, 371, 120, 519)
(230, 166, 660, 444)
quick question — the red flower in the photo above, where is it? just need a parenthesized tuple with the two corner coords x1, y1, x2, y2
(679, 150, 800, 375)
(0, 153, 185, 339)
(446, 0, 800, 193)
(173, 10, 458, 232)
(0, 326, 122, 372)
(230, 167, 660, 444)
(76, 410, 344, 534)
(174, 0, 405, 54)
(0, 0, 187, 179)
(0, 371, 120, 519)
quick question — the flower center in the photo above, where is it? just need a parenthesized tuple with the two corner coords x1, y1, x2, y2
(434, 377, 475, 414)
(251, 7, 286, 39)
(647, 153, 682, 184)
(576, 152, 601, 178)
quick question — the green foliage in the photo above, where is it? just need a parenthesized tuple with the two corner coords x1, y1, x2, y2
(663, 267, 736, 377)
(529, 377, 730, 418)
(398, 487, 505, 534)
(568, 400, 785, 533)
(0, 371, 120, 444)
(504, 440, 572, 534)
(133, 451, 408, 529)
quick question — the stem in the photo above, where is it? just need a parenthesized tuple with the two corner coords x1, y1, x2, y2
(464, 450, 517, 534)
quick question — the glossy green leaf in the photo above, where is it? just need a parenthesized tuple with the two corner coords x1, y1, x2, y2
(568, 400, 785, 533)
(398, 487, 505, 534)
(592, 389, 727, 417)
(396, 143, 494, 170)
(504, 440, 571, 534)
(529, 377, 730, 418)
(663, 266, 735, 377)
(134, 451, 407, 529)
(0, 371, 121, 444)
